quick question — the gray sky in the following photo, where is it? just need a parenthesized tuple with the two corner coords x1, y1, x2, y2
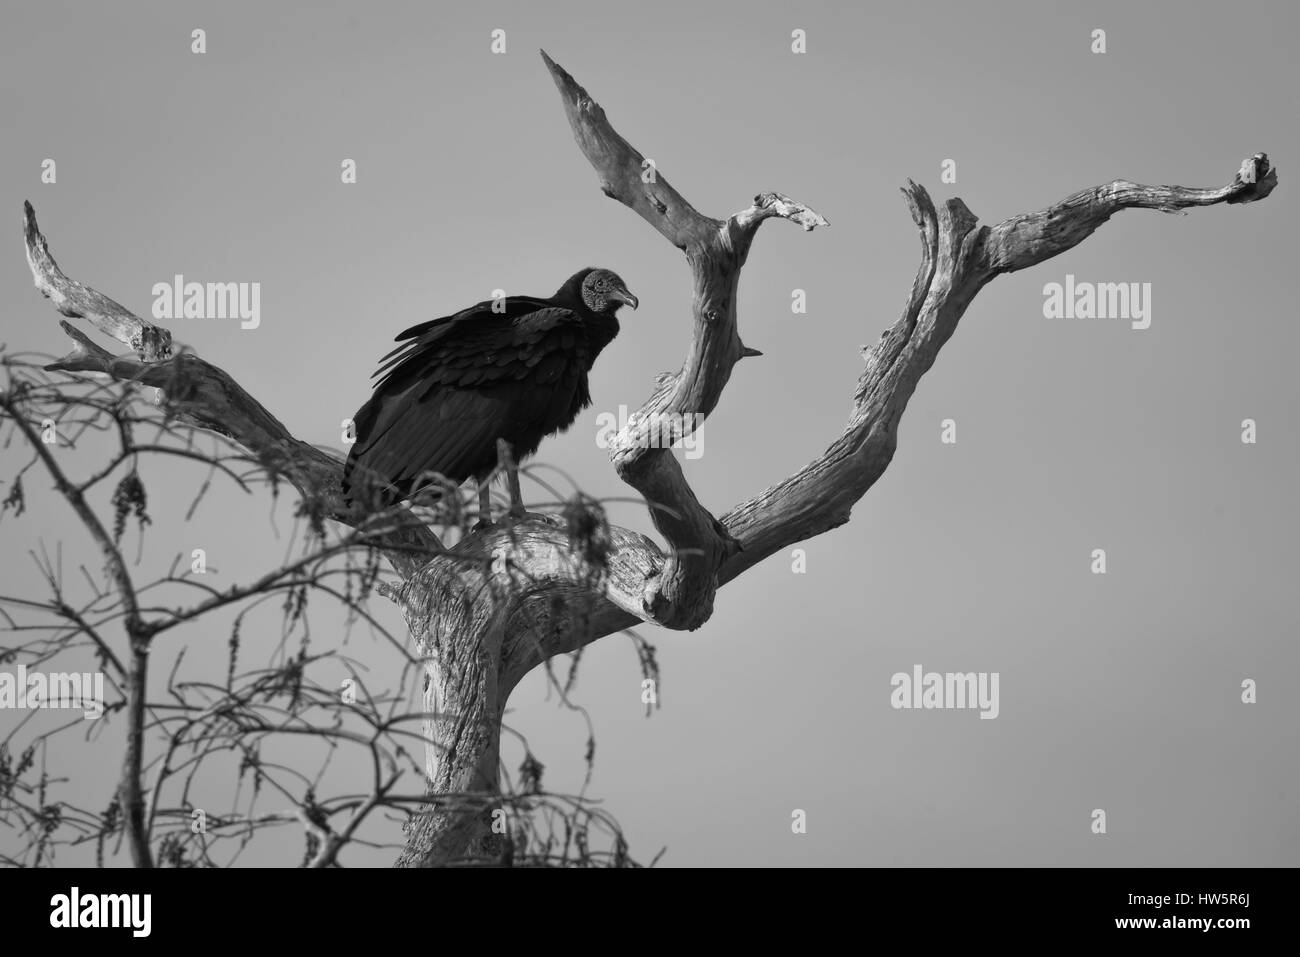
(1, 0, 1296, 866)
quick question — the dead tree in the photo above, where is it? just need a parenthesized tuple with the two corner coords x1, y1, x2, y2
(16, 51, 1277, 867)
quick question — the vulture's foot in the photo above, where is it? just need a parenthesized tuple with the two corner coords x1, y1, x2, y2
(476, 481, 495, 529)
(496, 439, 527, 520)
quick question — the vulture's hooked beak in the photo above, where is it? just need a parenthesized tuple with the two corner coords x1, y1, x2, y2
(611, 284, 639, 310)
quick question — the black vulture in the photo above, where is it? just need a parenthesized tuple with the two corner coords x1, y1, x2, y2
(343, 267, 638, 519)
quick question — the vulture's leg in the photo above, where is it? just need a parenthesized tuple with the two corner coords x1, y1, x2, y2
(497, 439, 526, 520)
(474, 479, 494, 530)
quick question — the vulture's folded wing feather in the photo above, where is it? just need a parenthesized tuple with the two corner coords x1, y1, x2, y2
(343, 304, 595, 502)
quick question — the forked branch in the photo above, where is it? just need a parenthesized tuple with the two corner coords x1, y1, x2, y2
(543, 49, 830, 629)
(21, 205, 441, 577)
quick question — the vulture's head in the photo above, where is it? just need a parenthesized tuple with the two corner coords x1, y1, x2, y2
(577, 267, 638, 316)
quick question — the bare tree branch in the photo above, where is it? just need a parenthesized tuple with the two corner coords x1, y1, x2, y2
(21, 203, 443, 578)
(544, 49, 829, 630)
(720, 154, 1279, 578)
(981, 152, 1276, 274)
(0, 386, 154, 866)
(541, 50, 716, 250)
(24, 201, 172, 361)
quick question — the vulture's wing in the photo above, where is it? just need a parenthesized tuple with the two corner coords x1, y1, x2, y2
(344, 302, 593, 501)
(374, 294, 556, 383)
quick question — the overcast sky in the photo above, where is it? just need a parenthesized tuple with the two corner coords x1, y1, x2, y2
(1, 0, 1297, 866)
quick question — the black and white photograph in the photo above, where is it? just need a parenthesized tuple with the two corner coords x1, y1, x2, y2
(0, 0, 1292, 937)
